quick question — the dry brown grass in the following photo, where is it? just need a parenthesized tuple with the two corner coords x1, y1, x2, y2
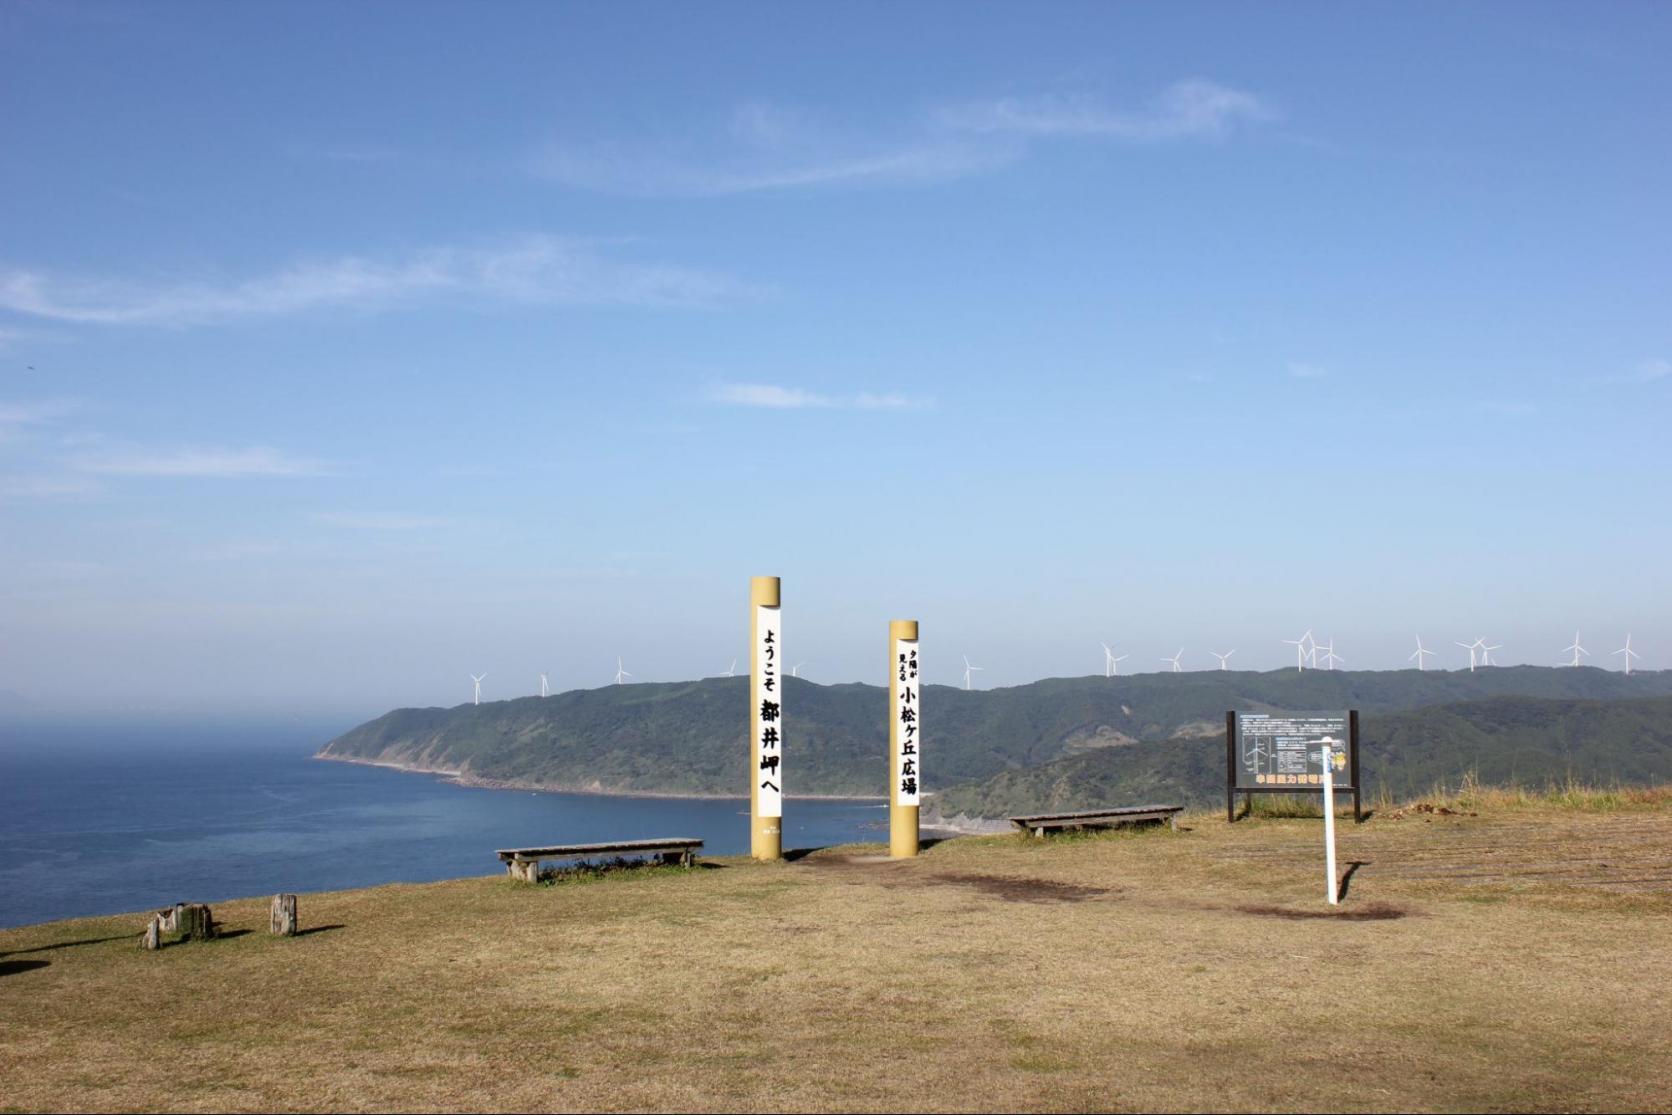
(3, 799, 1671, 1113)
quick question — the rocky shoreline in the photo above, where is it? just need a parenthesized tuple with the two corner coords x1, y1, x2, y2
(313, 751, 892, 804)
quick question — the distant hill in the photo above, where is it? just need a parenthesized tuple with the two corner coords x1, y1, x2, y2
(927, 695, 1672, 820)
(318, 666, 1672, 798)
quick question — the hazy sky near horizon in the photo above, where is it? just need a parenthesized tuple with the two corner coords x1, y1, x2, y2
(2, 2, 1668, 718)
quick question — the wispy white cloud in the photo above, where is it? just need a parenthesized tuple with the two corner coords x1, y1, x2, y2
(0, 474, 100, 499)
(853, 392, 925, 410)
(712, 383, 835, 409)
(0, 397, 76, 429)
(314, 512, 461, 530)
(534, 80, 1268, 197)
(710, 382, 929, 410)
(74, 446, 326, 478)
(537, 103, 1014, 196)
(1628, 358, 1669, 383)
(0, 235, 755, 326)
(937, 80, 1274, 140)
(1287, 361, 1329, 379)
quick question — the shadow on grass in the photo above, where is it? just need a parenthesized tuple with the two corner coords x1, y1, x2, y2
(1, 959, 51, 977)
(1236, 901, 1405, 921)
(294, 924, 346, 937)
(783, 846, 831, 863)
(1338, 861, 1369, 900)
(0, 934, 133, 957)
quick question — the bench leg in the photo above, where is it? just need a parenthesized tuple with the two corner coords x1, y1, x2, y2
(1169, 815, 1178, 832)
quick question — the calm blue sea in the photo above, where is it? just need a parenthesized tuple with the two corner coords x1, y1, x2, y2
(0, 719, 886, 929)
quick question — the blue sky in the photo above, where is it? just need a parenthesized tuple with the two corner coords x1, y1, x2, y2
(2, 2, 1667, 717)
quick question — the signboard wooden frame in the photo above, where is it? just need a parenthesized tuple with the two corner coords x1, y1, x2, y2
(1225, 709, 1362, 823)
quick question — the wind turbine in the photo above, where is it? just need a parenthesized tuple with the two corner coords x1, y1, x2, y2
(470, 673, 486, 705)
(1456, 638, 1484, 672)
(1613, 634, 1641, 676)
(613, 657, 631, 685)
(1410, 636, 1435, 671)
(539, 673, 549, 698)
(962, 655, 983, 690)
(1317, 639, 1343, 671)
(1561, 630, 1589, 667)
(1162, 648, 1184, 673)
(1481, 642, 1502, 667)
(1100, 642, 1128, 678)
(1283, 629, 1314, 671)
(1211, 649, 1235, 671)
(724, 658, 737, 678)
(791, 662, 807, 678)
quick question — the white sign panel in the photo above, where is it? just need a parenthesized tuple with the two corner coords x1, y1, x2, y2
(894, 638, 920, 806)
(754, 604, 783, 817)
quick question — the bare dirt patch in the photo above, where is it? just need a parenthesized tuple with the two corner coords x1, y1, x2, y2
(1235, 901, 1407, 921)
(798, 854, 1111, 903)
(929, 872, 1111, 904)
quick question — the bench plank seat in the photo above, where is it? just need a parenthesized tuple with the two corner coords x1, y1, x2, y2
(496, 838, 704, 880)
(1009, 805, 1184, 837)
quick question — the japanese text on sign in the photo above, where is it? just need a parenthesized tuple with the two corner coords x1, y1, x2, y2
(754, 605, 783, 816)
(1234, 711, 1350, 789)
(894, 638, 920, 805)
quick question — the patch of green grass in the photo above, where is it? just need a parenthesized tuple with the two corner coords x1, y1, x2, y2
(1405, 770, 1672, 814)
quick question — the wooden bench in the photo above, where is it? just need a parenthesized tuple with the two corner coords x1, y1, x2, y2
(1010, 805, 1185, 838)
(496, 838, 704, 882)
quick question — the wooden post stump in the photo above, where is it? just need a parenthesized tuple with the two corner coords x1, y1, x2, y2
(141, 915, 161, 951)
(270, 893, 298, 936)
(177, 903, 216, 941)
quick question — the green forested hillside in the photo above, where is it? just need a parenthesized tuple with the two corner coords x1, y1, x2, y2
(319, 667, 1672, 799)
(927, 695, 1672, 819)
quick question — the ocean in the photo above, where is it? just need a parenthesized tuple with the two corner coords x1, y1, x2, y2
(0, 719, 887, 929)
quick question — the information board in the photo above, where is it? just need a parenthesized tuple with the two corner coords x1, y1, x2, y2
(1226, 709, 1362, 823)
(1235, 711, 1349, 788)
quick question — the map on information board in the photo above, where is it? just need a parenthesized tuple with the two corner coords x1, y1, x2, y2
(1234, 711, 1352, 789)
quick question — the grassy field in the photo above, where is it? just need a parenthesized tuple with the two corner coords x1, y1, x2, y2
(3, 794, 1670, 1113)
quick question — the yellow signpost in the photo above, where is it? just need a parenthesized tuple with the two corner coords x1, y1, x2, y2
(750, 576, 783, 861)
(889, 618, 921, 858)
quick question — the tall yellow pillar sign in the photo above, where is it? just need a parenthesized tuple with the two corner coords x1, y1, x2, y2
(750, 576, 783, 861)
(889, 619, 920, 858)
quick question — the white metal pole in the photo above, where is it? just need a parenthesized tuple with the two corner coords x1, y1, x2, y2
(1321, 741, 1339, 905)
